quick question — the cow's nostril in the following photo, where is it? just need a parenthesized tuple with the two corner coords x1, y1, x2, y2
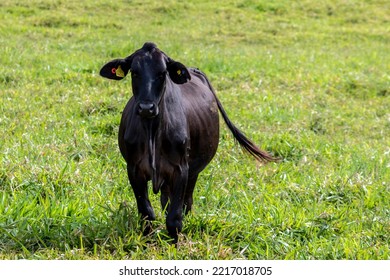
(138, 103, 157, 118)
(139, 103, 154, 111)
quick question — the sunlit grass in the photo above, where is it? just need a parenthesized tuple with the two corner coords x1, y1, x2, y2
(0, 0, 389, 259)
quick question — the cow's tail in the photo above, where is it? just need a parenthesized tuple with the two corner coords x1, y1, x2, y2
(194, 69, 278, 163)
(215, 96, 278, 162)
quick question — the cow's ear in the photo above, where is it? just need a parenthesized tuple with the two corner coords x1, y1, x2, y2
(167, 61, 191, 84)
(99, 59, 130, 80)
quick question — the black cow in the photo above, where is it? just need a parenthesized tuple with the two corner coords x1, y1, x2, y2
(100, 42, 276, 242)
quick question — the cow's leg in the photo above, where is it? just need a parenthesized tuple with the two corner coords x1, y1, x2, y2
(183, 173, 199, 214)
(166, 164, 188, 242)
(127, 166, 155, 230)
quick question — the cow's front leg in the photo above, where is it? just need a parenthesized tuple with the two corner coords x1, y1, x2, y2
(166, 164, 188, 242)
(127, 166, 155, 233)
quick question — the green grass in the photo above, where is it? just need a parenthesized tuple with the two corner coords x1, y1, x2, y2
(0, 0, 389, 259)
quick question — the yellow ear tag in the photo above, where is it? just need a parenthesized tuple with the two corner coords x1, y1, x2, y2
(177, 69, 182, 76)
(116, 65, 125, 77)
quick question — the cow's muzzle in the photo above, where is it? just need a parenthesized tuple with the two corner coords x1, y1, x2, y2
(137, 102, 158, 118)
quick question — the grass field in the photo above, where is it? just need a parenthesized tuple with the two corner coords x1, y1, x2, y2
(0, 0, 389, 259)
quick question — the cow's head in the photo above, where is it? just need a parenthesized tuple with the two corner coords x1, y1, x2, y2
(100, 42, 191, 118)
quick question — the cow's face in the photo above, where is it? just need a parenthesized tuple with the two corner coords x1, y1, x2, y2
(100, 42, 191, 118)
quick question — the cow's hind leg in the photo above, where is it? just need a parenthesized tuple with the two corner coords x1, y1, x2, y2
(183, 173, 199, 215)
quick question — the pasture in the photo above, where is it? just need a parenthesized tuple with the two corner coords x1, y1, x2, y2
(0, 0, 389, 259)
